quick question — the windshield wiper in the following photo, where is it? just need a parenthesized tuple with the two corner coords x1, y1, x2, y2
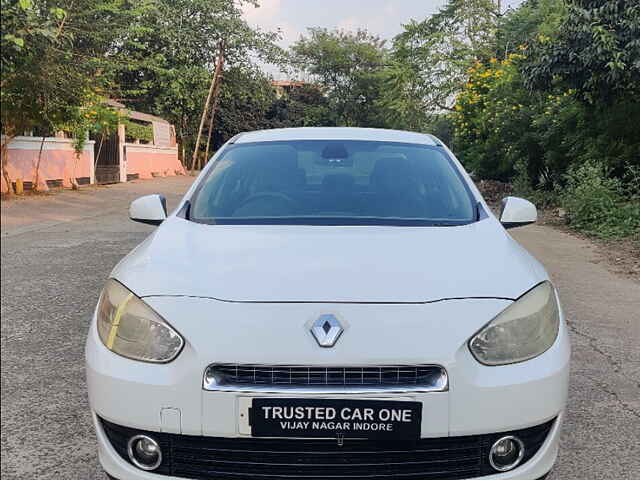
(190, 216, 473, 227)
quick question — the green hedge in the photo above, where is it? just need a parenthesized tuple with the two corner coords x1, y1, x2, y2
(123, 119, 154, 143)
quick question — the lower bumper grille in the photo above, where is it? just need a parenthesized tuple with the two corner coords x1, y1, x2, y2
(100, 417, 554, 479)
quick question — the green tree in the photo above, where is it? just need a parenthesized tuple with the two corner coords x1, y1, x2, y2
(381, 0, 500, 130)
(209, 66, 279, 150)
(267, 84, 332, 129)
(291, 28, 390, 127)
(523, 0, 640, 103)
(112, 0, 282, 161)
(453, 54, 540, 181)
(521, 0, 640, 178)
(452, 0, 639, 198)
(494, 0, 565, 58)
(1, 0, 135, 192)
(207, 71, 334, 152)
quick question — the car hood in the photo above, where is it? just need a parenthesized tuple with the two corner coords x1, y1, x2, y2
(112, 216, 545, 302)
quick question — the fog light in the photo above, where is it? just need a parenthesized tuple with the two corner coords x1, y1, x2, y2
(127, 435, 162, 471)
(489, 436, 524, 472)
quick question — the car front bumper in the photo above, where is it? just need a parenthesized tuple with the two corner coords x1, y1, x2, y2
(94, 412, 563, 480)
(87, 296, 570, 480)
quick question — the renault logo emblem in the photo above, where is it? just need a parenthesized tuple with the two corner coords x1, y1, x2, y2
(311, 314, 343, 347)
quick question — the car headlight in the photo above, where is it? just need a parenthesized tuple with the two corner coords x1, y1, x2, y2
(469, 281, 560, 366)
(96, 279, 184, 363)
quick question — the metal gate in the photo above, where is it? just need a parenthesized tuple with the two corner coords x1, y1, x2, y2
(94, 132, 120, 184)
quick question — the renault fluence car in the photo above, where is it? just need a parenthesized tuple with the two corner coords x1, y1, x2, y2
(86, 127, 570, 480)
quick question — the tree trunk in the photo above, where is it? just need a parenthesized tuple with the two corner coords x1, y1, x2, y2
(204, 73, 224, 166)
(178, 117, 187, 169)
(190, 67, 218, 172)
(190, 41, 225, 172)
(1, 134, 15, 195)
(203, 111, 215, 167)
(33, 136, 46, 192)
(71, 151, 80, 190)
(94, 132, 105, 170)
(179, 137, 186, 168)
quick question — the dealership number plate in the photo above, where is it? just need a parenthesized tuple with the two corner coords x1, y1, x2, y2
(249, 398, 422, 440)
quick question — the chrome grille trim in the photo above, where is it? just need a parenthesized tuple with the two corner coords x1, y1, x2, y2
(203, 364, 448, 393)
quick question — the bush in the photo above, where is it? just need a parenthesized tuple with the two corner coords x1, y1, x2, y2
(453, 54, 532, 182)
(123, 119, 154, 143)
(561, 161, 640, 240)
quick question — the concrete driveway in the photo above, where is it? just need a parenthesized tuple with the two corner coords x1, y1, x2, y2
(1, 176, 639, 479)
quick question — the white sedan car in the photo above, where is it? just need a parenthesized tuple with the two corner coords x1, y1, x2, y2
(86, 128, 570, 480)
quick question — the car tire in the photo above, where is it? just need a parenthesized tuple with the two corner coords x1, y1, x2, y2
(537, 474, 550, 480)
(105, 474, 119, 480)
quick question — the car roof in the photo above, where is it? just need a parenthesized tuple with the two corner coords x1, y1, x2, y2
(233, 127, 440, 146)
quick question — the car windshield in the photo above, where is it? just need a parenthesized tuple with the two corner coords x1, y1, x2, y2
(189, 140, 477, 226)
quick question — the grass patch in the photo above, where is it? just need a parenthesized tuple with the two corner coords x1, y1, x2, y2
(560, 162, 639, 241)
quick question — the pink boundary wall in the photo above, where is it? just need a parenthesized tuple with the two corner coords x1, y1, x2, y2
(125, 144, 185, 179)
(1, 136, 94, 193)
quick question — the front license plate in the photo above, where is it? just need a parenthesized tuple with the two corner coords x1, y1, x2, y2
(249, 398, 422, 440)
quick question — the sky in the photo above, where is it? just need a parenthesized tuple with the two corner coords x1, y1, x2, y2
(242, 0, 526, 48)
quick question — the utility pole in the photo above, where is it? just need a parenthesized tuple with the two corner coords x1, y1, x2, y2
(190, 40, 225, 173)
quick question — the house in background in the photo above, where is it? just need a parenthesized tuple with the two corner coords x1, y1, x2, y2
(1, 101, 184, 193)
(99, 100, 184, 184)
(271, 80, 306, 98)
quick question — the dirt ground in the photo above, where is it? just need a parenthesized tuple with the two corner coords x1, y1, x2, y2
(475, 179, 639, 284)
(537, 209, 639, 284)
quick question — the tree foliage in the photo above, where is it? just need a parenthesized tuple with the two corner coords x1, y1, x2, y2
(454, 0, 639, 182)
(453, 54, 534, 181)
(523, 0, 640, 103)
(1, 0, 137, 191)
(495, 0, 566, 58)
(380, 0, 499, 130)
(1, 0, 286, 186)
(291, 28, 391, 127)
(110, 0, 283, 159)
(449, 0, 639, 239)
(209, 68, 333, 150)
(1, 0, 117, 136)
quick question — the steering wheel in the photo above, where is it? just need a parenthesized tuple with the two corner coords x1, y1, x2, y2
(233, 191, 296, 214)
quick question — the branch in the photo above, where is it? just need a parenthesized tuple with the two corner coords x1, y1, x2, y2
(434, 101, 456, 112)
(55, 2, 74, 40)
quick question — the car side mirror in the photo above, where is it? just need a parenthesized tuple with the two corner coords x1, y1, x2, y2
(499, 196, 537, 229)
(129, 194, 167, 226)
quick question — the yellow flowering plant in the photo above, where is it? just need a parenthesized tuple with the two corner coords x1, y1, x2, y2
(452, 53, 544, 180)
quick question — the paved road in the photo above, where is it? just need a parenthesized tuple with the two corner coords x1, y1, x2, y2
(1, 176, 639, 479)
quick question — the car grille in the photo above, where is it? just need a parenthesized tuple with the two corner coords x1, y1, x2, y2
(203, 364, 448, 392)
(100, 417, 555, 480)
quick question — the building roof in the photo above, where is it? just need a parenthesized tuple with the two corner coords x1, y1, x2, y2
(104, 99, 171, 125)
(271, 80, 306, 88)
(234, 127, 439, 146)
